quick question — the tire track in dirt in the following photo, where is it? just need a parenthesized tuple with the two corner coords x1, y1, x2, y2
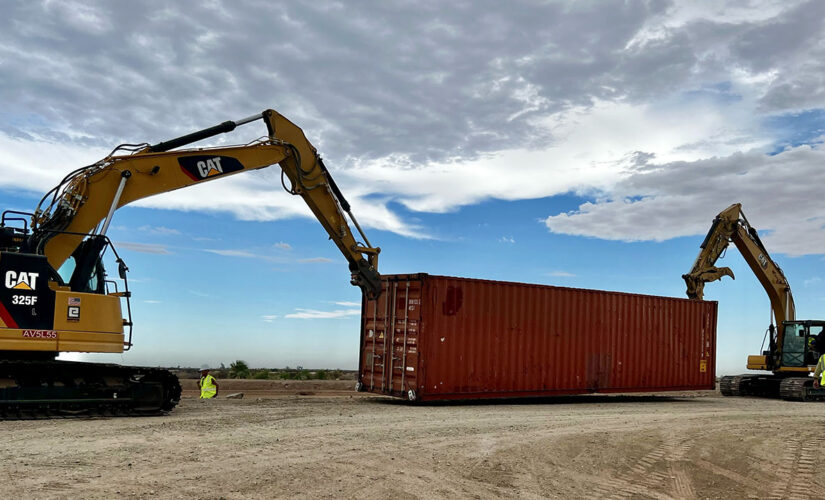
(693, 458, 761, 490)
(665, 433, 696, 499)
(784, 433, 823, 500)
(324, 450, 527, 499)
(765, 434, 805, 500)
(591, 437, 672, 499)
(669, 464, 695, 499)
(591, 432, 695, 500)
(591, 473, 675, 500)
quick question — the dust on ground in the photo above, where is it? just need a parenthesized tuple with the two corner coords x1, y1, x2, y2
(1, 380, 823, 499)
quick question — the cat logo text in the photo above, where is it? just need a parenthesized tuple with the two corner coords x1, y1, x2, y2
(5, 271, 38, 291)
(178, 155, 244, 181)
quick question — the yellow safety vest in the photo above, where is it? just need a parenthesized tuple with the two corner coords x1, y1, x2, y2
(817, 355, 825, 386)
(200, 374, 217, 399)
(820, 357, 825, 386)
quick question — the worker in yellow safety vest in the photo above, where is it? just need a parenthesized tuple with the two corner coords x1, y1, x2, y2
(198, 366, 219, 399)
(814, 354, 825, 389)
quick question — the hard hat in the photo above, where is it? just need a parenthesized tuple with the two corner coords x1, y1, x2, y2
(199, 364, 210, 371)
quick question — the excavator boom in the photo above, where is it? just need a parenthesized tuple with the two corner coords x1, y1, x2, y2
(27, 109, 381, 299)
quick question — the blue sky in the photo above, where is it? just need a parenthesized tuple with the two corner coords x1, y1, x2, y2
(2, 1, 825, 374)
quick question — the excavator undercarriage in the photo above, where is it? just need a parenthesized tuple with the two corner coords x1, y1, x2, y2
(719, 375, 825, 402)
(0, 358, 181, 419)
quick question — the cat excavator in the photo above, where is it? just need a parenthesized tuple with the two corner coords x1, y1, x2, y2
(0, 108, 381, 417)
(683, 203, 825, 401)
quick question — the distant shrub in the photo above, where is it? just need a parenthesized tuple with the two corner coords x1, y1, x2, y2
(229, 360, 251, 379)
(252, 370, 270, 380)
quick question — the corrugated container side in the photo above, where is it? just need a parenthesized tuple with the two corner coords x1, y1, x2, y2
(359, 274, 717, 401)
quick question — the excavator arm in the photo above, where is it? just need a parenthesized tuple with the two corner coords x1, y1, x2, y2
(25, 109, 381, 299)
(682, 203, 794, 326)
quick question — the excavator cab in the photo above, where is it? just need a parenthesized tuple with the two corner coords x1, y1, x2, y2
(780, 321, 825, 368)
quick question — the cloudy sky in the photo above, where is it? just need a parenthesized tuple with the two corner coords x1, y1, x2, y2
(2, 0, 825, 374)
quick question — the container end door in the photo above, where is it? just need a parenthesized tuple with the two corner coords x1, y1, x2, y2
(359, 277, 422, 399)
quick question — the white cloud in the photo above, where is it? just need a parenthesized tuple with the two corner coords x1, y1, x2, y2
(298, 257, 334, 264)
(284, 308, 360, 319)
(47, 1, 113, 35)
(139, 225, 181, 236)
(274, 242, 292, 250)
(543, 144, 825, 256)
(333, 301, 361, 307)
(1, 2, 825, 248)
(204, 248, 339, 264)
(498, 236, 515, 244)
(0, 134, 108, 194)
(203, 248, 291, 263)
(115, 242, 171, 255)
(344, 97, 767, 218)
(204, 249, 263, 259)
(804, 277, 822, 287)
(261, 315, 278, 323)
(547, 271, 576, 278)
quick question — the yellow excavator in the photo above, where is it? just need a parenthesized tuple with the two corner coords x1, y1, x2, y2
(0, 109, 381, 417)
(683, 203, 824, 401)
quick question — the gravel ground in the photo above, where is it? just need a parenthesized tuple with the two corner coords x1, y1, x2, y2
(1, 380, 824, 499)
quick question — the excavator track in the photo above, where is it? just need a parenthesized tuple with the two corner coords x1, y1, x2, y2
(719, 374, 782, 399)
(0, 360, 181, 419)
(721, 374, 825, 401)
(719, 375, 747, 396)
(779, 377, 811, 401)
(778, 377, 825, 402)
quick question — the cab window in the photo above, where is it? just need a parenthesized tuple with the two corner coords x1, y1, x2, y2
(57, 258, 76, 285)
(782, 324, 806, 367)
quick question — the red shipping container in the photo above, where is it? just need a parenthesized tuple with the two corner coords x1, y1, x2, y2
(357, 274, 717, 401)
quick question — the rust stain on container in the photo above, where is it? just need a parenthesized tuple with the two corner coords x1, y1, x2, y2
(358, 274, 717, 402)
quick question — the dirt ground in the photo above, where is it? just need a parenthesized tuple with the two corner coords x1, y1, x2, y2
(1, 380, 824, 499)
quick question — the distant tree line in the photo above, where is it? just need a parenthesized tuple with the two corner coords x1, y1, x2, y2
(174, 361, 355, 380)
